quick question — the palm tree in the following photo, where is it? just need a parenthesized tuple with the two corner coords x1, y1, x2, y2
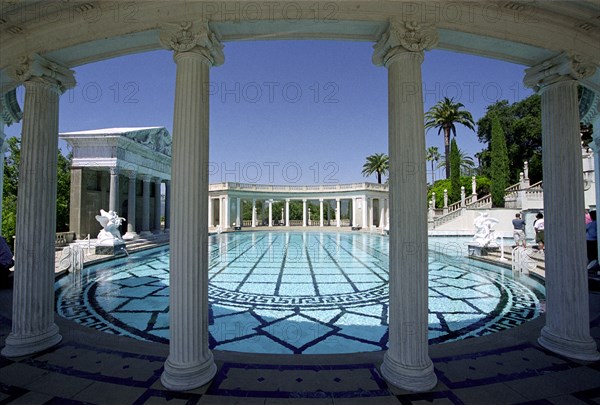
(425, 97, 475, 179)
(426, 146, 441, 184)
(437, 148, 476, 175)
(361, 153, 389, 184)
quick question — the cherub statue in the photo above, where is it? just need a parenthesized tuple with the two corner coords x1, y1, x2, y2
(473, 212, 499, 247)
(96, 209, 125, 243)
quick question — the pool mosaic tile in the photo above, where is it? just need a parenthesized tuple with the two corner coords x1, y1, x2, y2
(55, 232, 544, 354)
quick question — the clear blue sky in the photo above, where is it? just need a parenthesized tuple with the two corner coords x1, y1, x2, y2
(4, 40, 533, 185)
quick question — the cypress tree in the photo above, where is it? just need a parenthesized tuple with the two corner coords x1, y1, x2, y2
(490, 115, 509, 207)
(449, 138, 461, 203)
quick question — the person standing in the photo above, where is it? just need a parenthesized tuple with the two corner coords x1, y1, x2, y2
(586, 210, 597, 263)
(512, 213, 527, 248)
(534, 212, 544, 252)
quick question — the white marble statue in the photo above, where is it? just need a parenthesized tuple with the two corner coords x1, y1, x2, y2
(95, 209, 125, 245)
(473, 212, 499, 247)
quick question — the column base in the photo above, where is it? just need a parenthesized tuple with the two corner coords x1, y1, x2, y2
(538, 326, 600, 361)
(153, 229, 162, 235)
(139, 231, 153, 238)
(161, 353, 217, 391)
(1, 323, 62, 358)
(381, 351, 437, 392)
(122, 232, 138, 241)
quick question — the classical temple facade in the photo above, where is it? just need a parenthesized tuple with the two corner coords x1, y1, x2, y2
(0, 0, 599, 394)
(60, 127, 172, 239)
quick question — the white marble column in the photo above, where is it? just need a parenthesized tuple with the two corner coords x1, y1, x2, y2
(218, 197, 223, 227)
(373, 20, 438, 391)
(524, 52, 600, 361)
(208, 197, 213, 227)
(302, 199, 307, 227)
(268, 200, 273, 227)
(123, 170, 138, 240)
(352, 197, 357, 227)
(285, 199, 290, 227)
(223, 195, 230, 229)
(236, 197, 241, 227)
(165, 180, 171, 231)
(140, 175, 152, 236)
(336, 198, 341, 227)
(159, 21, 224, 390)
(368, 198, 374, 229)
(154, 178, 162, 233)
(379, 198, 385, 229)
(252, 199, 257, 227)
(2, 54, 75, 357)
(319, 199, 324, 227)
(109, 167, 120, 212)
(362, 195, 368, 228)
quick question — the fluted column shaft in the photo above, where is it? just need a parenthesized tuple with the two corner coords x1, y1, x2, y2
(374, 20, 438, 391)
(524, 53, 599, 361)
(109, 167, 119, 212)
(285, 199, 289, 227)
(165, 180, 171, 231)
(268, 200, 273, 227)
(223, 195, 229, 229)
(2, 55, 75, 357)
(236, 197, 241, 227)
(252, 199, 257, 227)
(208, 197, 213, 227)
(319, 199, 324, 227)
(154, 178, 162, 233)
(302, 199, 307, 227)
(362, 196, 368, 228)
(140, 175, 151, 235)
(123, 171, 138, 239)
(160, 22, 223, 390)
(336, 198, 341, 227)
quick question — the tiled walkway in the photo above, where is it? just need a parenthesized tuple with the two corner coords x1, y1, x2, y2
(1, 286, 599, 404)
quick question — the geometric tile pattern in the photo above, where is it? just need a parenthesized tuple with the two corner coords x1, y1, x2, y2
(55, 232, 544, 354)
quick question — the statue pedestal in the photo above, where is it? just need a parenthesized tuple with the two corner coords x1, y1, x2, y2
(95, 239, 126, 256)
(468, 244, 498, 257)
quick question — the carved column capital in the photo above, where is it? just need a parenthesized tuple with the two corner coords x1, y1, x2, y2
(159, 21, 224, 66)
(524, 52, 596, 92)
(140, 174, 152, 183)
(373, 20, 438, 67)
(109, 167, 119, 176)
(11, 53, 76, 93)
(124, 170, 137, 180)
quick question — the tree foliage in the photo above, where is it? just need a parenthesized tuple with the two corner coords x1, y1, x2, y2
(449, 139, 461, 203)
(427, 176, 491, 208)
(425, 97, 475, 179)
(361, 153, 389, 184)
(426, 146, 440, 184)
(2, 137, 71, 247)
(476, 95, 542, 184)
(490, 115, 510, 207)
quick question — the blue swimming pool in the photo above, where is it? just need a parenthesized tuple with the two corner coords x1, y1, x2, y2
(55, 232, 545, 354)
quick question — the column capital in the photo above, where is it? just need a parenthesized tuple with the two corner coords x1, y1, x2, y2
(154, 176, 162, 184)
(159, 21, 224, 66)
(140, 174, 152, 182)
(524, 52, 595, 93)
(12, 53, 76, 93)
(109, 167, 119, 176)
(373, 20, 438, 67)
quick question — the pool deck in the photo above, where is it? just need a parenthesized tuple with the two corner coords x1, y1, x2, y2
(1, 233, 599, 404)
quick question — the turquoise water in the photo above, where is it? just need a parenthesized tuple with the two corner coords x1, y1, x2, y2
(55, 232, 544, 354)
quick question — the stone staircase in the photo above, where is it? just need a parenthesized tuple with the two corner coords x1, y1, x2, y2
(55, 232, 170, 273)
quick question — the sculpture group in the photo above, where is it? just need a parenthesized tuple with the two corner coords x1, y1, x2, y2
(473, 212, 499, 248)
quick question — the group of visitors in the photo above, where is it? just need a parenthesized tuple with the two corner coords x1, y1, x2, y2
(512, 212, 544, 252)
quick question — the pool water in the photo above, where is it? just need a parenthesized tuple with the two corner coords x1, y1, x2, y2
(55, 232, 545, 354)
